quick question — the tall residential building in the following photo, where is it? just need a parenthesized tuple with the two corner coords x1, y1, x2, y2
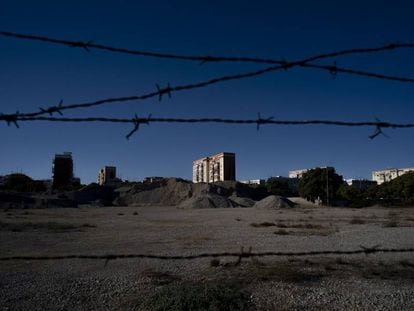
(372, 167, 414, 185)
(52, 152, 74, 189)
(193, 152, 235, 183)
(97, 166, 117, 185)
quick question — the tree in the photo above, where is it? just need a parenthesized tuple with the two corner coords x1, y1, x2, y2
(266, 179, 294, 197)
(337, 183, 373, 208)
(298, 167, 344, 205)
(370, 172, 414, 206)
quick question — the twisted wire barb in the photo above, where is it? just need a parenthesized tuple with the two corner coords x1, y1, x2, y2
(2, 31, 414, 123)
(5, 115, 413, 139)
(2, 31, 414, 65)
(1, 247, 413, 262)
(11, 115, 414, 128)
(7, 64, 414, 121)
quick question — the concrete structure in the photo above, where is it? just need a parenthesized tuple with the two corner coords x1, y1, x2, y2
(372, 167, 414, 185)
(52, 152, 74, 189)
(345, 178, 377, 189)
(289, 169, 309, 179)
(239, 179, 265, 185)
(97, 166, 117, 185)
(193, 152, 235, 183)
(143, 176, 164, 184)
(289, 166, 333, 179)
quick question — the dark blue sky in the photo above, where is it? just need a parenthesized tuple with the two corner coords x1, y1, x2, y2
(1, 1, 414, 183)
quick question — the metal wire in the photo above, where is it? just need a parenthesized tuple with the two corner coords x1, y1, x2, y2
(1, 246, 413, 262)
(2, 31, 413, 65)
(1, 115, 410, 139)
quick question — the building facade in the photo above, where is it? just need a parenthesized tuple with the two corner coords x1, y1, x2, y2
(345, 178, 377, 189)
(239, 179, 265, 185)
(288, 169, 309, 179)
(372, 167, 414, 185)
(192, 152, 235, 183)
(97, 166, 117, 185)
(52, 152, 74, 189)
(143, 176, 164, 184)
(289, 166, 333, 179)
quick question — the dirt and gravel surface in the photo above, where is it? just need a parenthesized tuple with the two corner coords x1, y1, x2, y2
(1, 205, 414, 310)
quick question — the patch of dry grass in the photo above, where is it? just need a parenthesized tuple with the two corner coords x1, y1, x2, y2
(0, 221, 95, 232)
(244, 262, 324, 283)
(274, 229, 290, 235)
(250, 222, 276, 228)
(349, 217, 366, 225)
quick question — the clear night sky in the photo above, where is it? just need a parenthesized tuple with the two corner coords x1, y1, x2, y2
(1, 1, 414, 183)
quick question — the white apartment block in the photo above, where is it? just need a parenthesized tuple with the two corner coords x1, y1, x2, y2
(239, 179, 265, 185)
(192, 152, 235, 183)
(97, 166, 117, 185)
(372, 167, 414, 185)
(289, 166, 333, 179)
(288, 169, 309, 178)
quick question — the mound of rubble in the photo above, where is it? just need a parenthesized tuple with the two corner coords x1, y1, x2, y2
(66, 183, 117, 206)
(114, 178, 268, 208)
(254, 195, 296, 209)
(1, 178, 292, 209)
(0, 192, 78, 209)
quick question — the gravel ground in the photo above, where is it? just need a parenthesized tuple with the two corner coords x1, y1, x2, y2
(1, 205, 414, 310)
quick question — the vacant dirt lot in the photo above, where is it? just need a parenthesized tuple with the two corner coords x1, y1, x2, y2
(1, 205, 414, 310)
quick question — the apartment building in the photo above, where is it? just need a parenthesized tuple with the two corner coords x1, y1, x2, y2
(289, 166, 333, 179)
(97, 166, 117, 185)
(372, 167, 414, 185)
(192, 152, 235, 183)
(52, 152, 75, 189)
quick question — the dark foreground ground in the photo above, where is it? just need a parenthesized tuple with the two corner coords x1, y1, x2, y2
(1, 205, 414, 310)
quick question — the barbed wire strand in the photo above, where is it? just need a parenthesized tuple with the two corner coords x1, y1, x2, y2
(2, 63, 414, 121)
(1, 246, 413, 262)
(2, 32, 414, 119)
(1, 31, 414, 65)
(10, 115, 414, 128)
(5, 115, 413, 139)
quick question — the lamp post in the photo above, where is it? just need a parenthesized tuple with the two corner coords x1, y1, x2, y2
(326, 167, 329, 206)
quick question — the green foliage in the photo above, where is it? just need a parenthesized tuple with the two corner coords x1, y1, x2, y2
(2, 174, 46, 193)
(337, 172, 414, 207)
(373, 172, 414, 206)
(141, 282, 252, 311)
(266, 179, 295, 197)
(298, 168, 344, 204)
(336, 184, 372, 208)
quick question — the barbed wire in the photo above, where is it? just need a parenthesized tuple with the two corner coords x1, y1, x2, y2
(2, 31, 414, 120)
(2, 31, 414, 140)
(1, 246, 413, 263)
(2, 31, 414, 65)
(2, 115, 412, 139)
(2, 63, 414, 122)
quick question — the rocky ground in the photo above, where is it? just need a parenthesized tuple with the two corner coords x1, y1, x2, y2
(1, 205, 414, 310)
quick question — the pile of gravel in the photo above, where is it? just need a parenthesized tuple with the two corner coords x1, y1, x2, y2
(228, 195, 255, 207)
(178, 193, 235, 209)
(114, 178, 193, 206)
(254, 195, 295, 209)
(114, 178, 264, 208)
(66, 183, 117, 206)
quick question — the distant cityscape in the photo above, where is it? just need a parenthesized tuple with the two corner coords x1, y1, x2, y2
(1, 151, 413, 190)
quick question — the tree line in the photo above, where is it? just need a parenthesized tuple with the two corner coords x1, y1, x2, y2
(265, 168, 414, 207)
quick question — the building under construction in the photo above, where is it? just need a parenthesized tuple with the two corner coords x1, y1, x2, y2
(52, 152, 75, 189)
(192, 152, 235, 183)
